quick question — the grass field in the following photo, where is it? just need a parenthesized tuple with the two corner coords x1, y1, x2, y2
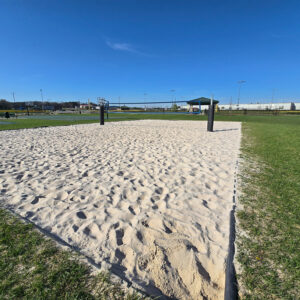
(0, 113, 299, 299)
(1, 112, 299, 131)
(237, 115, 300, 299)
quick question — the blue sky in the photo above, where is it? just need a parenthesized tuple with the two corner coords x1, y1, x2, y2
(1, 0, 300, 104)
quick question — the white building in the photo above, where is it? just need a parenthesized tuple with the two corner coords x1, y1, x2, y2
(181, 102, 300, 111)
(218, 102, 300, 111)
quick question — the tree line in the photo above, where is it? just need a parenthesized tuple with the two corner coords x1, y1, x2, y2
(0, 99, 80, 110)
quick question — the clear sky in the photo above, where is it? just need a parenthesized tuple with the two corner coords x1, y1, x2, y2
(1, 0, 300, 104)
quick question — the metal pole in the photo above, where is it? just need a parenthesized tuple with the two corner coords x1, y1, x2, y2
(237, 84, 241, 107)
(40, 89, 44, 111)
(12, 92, 16, 110)
(100, 103, 105, 125)
(207, 95, 215, 132)
(144, 93, 147, 111)
(237, 80, 246, 108)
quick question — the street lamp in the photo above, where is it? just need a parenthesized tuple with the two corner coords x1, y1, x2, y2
(40, 89, 44, 111)
(237, 80, 246, 107)
(144, 93, 147, 111)
(170, 89, 175, 101)
(170, 90, 175, 111)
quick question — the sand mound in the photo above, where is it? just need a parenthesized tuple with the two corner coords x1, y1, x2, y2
(0, 120, 241, 299)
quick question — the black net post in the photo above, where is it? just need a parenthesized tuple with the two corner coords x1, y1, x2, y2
(207, 103, 215, 132)
(100, 104, 105, 125)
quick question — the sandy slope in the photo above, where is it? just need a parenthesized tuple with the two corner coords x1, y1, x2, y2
(0, 120, 241, 299)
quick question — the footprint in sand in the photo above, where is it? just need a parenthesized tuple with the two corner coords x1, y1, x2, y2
(154, 187, 163, 195)
(25, 211, 34, 218)
(72, 224, 79, 232)
(150, 195, 160, 203)
(136, 231, 144, 243)
(128, 206, 136, 215)
(115, 249, 125, 263)
(76, 211, 87, 219)
(31, 195, 45, 205)
(137, 255, 149, 271)
(116, 228, 124, 246)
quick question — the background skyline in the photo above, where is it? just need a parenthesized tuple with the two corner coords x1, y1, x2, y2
(1, 0, 300, 104)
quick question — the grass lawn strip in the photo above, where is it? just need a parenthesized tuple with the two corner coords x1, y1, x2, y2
(236, 119, 300, 299)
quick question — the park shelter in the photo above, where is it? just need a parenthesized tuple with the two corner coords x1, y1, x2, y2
(187, 97, 219, 113)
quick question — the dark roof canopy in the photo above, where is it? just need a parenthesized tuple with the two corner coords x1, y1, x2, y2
(187, 97, 219, 105)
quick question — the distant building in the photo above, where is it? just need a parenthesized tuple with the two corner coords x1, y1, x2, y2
(80, 103, 97, 110)
(180, 101, 300, 111)
(218, 102, 300, 111)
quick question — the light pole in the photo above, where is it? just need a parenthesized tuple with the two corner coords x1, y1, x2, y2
(144, 93, 147, 111)
(170, 89, 175, 111)
(40, 89, 44, 111)
(170, 89, 175, 101)
(237, 80, 246, 107)
(272, 89, 275, 103)
(12, 92, 16, 109)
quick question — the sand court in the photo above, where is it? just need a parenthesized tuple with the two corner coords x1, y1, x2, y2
(0, 120, 241, 299)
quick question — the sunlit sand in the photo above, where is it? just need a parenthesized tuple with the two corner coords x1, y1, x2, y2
(0, 120, 241, 299)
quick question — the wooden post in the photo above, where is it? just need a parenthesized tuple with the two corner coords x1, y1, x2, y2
(100, 104, 105, 125)
(207, 95, 215, 132)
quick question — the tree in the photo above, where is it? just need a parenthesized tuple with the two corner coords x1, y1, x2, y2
(171, 103, 178, 111)
(291, 102, 296, 111)
(0, 99, 12, 110)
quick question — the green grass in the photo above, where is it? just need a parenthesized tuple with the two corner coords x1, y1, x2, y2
(0, 118, 98, 131)
(237, 116, 300, 299)
(1, 112, 298, 131)
(1, 113, 299, 299)
(0, 209, 147, 300)
(0, 113, 208, 131)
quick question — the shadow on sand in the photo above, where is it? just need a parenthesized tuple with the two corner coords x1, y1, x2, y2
(214, 128, 239, 132)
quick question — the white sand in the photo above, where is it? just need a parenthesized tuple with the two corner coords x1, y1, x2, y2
(0, 120, 241, 299)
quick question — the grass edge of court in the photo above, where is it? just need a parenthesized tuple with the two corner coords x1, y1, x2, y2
(235, 120, 300, 299)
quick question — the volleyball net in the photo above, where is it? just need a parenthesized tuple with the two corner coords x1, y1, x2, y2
(108, 98, 218, 114)
(98, 97, 218, 131)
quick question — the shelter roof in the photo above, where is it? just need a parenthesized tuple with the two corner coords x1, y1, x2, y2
(187, 97, 219, 105)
